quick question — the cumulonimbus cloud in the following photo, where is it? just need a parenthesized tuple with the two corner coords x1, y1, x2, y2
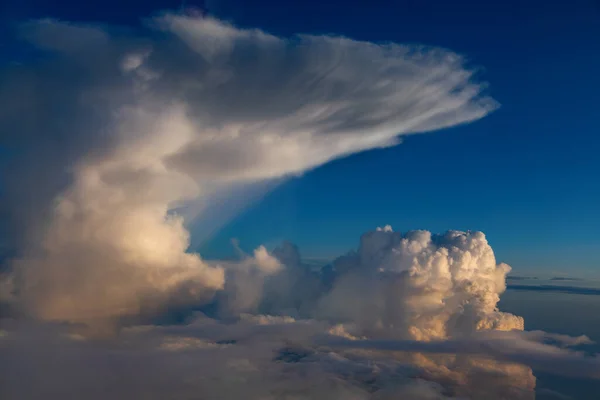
(0, 13, 497, 325)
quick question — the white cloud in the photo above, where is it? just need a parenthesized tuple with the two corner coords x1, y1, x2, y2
(318, 228, 523, 340)
(1, 13, 496, 326)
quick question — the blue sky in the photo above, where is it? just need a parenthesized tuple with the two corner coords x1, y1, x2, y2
(3, 0, 600, 275)
(198, 0, 600, 275)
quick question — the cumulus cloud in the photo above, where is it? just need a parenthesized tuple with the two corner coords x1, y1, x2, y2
(0, 13, 497, 326)
(318, 227, 523, 340)
(212, 245, 283, 317)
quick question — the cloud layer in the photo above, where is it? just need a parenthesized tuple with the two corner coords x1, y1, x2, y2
(2, 224, 598, 399)
(0, 316, 538, 400)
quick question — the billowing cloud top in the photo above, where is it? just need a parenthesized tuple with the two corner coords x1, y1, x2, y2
(318, 228, 524, 341)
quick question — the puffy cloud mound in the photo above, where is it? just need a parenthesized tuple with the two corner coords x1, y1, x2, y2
(0, 13, 496, 326)
(319, 227, 524, 340)
(213, 227, 524, 342)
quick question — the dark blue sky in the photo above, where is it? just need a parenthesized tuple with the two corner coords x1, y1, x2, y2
(3, 0, 600, 275)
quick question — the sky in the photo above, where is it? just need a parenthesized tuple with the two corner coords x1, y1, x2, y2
(1, 1, 600, 399)
(206, 0, 600, 274)
(197, 0, 599, 274)
(2, 0, 600, 275)
(200, 1, 600, 275)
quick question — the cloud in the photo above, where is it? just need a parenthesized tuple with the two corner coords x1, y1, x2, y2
(208, 227, 526, 342)
(211, 246, 284, 317)
(2, 10, 597, 400)
(322, 329, 600, 379)
(0, 13, 496, 326)
(1, 225, 599, 399)
(507, 276, 539, 280)
(507, 285, 600, 296)
(5, 310, 593, 400)
(0, 316, 537, 400)
(317, 228, 524, 340)
(550, 277, 582, 281)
